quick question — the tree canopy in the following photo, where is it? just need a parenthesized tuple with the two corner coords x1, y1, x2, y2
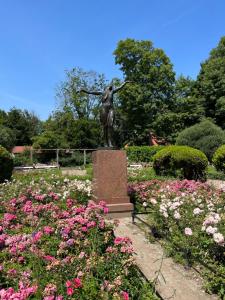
(196, 37, 225, 125)
(113, 38, 176, 144)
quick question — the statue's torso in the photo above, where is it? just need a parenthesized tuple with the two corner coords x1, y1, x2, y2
(102, 90, 113, 107)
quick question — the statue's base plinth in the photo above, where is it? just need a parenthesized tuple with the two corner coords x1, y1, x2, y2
(92, 150, 133, 217)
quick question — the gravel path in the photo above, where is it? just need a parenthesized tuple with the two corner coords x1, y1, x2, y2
(114, 218, 218, 300)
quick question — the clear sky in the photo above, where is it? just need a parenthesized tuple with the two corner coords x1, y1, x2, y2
(0, 0, 225, 120)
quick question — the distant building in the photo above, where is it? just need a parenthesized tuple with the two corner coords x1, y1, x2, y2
(11, 146, 32, 154)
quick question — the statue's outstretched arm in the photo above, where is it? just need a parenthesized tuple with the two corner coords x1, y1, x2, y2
(113, 81, 132, 93)
(77, 88, 102, 96)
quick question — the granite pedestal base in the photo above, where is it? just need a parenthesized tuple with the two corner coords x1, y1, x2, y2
(92, 150, 133, 217)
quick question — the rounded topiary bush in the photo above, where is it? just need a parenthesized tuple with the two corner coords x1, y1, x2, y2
(176, 120, 225, 161)
(212, 145, 225, 172)
(125, 145, 165, 163)
(0, 145, 13, 183)
(153, 145, 208, 181)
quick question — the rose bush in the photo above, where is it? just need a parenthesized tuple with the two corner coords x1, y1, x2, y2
(0, 172, 158, 300)
(129, 179, 225, 297)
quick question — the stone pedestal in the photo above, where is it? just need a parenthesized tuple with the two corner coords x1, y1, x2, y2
(92, 150, 133, 217)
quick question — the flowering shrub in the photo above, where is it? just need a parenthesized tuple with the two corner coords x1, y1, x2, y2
(0, 173, 158, 299)
(130, 179, 225, 297)
(0, 172, 92, 207)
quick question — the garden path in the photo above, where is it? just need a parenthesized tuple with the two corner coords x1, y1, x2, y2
(114, 218, 218, 300)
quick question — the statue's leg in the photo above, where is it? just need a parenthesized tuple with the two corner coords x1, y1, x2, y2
(103, 126, 108, 147)
(100, 106, 109, 147)
(107, 109, 114, 147)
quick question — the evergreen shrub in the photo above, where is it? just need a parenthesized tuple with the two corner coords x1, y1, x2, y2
(0, 145, 13, 182)
(153, 145, 208, 181)
(176, 120, 225, 161)
(126, 145, 165, 163)
(212, 145, 225, 172)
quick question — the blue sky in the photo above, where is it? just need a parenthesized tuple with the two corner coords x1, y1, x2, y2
(0, 0, 225, 120)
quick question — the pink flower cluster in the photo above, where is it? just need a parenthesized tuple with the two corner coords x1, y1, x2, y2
(66, 278, 82, 296)
(0, 186, 137, 299)
(0, 282, 37, 300)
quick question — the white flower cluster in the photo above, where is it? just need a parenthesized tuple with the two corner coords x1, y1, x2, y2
(202, 212, 224, 246)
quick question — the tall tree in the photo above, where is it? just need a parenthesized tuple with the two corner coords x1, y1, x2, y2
(0, 125, 16, 150)
(56, 67, 107, 120)
(196, 36, 225, 125)
(42, 107, 101, 149)
(6, 108, 41, 145)
(153, 76, 204, 143)
(0, 109, 8, 126)
(113, 38, 175, 145)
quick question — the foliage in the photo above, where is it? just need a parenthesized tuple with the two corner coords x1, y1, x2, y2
(0, 125, 16, 150)
(57, 67, 107, 120)
(13, 149, 33, 167)
(207, 165, 225, 180)
(126, 146, 165, 163)
(0, 145, 13, 183)
(113, 38, 175, 145)
(6, 108, 42, 145)
(176, 120, 225, 161)
(59, 151, 91, 167)
(44, 110, 101, 149)
(32, 130, 68, 149)
(153, 76, 204, 143)
(130, 180, 225, 297)
(195, 36, 225, 125)
(215, 97, 225, 129)
(152, 145, 208, 181)
(212, 145, 225, 172)
(0, 173, 158, 299)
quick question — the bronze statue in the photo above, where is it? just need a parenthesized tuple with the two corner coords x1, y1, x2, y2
(78, 81, 131, 148)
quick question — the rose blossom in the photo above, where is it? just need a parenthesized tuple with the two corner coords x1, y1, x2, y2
(184, 227, 193, 236)
(213, 232, 224, 246)
(193, 208, 203, 215)
(121, 291, 129, 300)
(206, 226, 217, 235)
(174, 211, 181, 220)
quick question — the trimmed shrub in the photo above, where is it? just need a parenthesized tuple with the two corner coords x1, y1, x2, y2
(212, 145, 225, 172)
(176, 120, 225, 161)
(153, 145, 208, 181)
(126, 146, 165, 163)
(0, 145, 13, 182)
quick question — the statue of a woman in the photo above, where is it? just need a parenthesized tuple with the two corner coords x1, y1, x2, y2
(78, 81, 131, 148)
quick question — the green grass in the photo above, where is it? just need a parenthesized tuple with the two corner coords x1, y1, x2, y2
(13, 164, 225, 184)
(207, 165, 225, 180)
(128, 166, 175, 182)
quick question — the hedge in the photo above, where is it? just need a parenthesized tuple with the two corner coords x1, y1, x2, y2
(212, 145, 225, 172)
(125, 146, 165, 163)
(153, 145, 208, 181)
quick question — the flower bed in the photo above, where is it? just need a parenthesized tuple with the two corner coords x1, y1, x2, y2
(0, 173, 158, 299)
(129, 180, 225, 298)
